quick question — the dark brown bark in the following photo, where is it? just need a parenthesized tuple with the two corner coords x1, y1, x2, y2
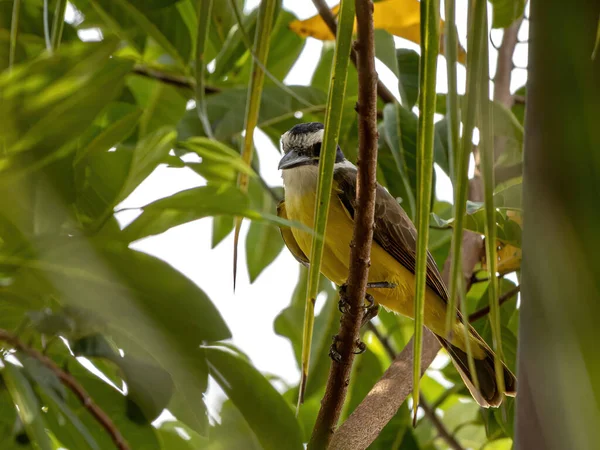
(307, 1, 380, 448)
(311, 0, 397, 105)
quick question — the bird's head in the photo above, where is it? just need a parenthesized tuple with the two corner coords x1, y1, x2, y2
(278, 122, 345, 170)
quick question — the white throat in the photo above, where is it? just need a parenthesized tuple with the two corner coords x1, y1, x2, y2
(282, 165, 319, 196)
(281, 160, 356, 197)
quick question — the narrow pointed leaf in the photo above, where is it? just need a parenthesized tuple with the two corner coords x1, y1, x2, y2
(444, 0, 460, 187)
(205, 346, 303, 450)
(2, 362, 53, 450)
(299, 0, 355, 409)
(445, 0, 486, 398)
(233, 0, 277, 288)
(477, 0, 505, 396)
(8, 0, 21, 70)
(412, 0, 439, 424)
(195, 0, 214, 138)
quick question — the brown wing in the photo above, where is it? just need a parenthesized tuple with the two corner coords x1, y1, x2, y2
(334, 169, 449, 302)
(277, 200, 310, 267)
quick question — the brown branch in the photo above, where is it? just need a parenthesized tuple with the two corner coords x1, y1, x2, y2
(330, 330, 441, 450)
(0, 330, 130, 450)
(131, 65, 220, 94)
(421, 399, 464, 450)
(366, 323, 465, 450)
(492, 18, 523, 162)
(469, 284, 521, 322)
(311, 0, 397, 105)
(308, 1, 380, 448)
(493, 18, 524, 109)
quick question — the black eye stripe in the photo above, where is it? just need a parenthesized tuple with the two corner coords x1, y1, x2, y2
(312, 142, 322, 156)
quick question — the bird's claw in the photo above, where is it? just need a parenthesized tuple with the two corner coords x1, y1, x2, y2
(329, 336, 367, 361)
(352, 339, 367, 355)
(329, 335, 342, 363)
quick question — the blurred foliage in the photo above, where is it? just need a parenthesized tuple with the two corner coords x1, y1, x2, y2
(0, 0, 526, 448)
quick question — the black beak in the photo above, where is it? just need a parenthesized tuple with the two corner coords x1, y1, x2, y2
(278, 149, 314, 170)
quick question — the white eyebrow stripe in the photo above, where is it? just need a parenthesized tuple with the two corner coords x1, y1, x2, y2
(281, 129, 325, 152)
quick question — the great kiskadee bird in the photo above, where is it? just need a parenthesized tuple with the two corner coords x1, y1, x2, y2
(277, 122, 516, 407)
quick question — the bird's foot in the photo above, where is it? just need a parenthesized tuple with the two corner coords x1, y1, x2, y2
(338, 284, 349, 314)
(361, 293, 380, 327)
(352, 339, 367, 355)
(329, 335, 367, 362)
(329, 335, 342, 362)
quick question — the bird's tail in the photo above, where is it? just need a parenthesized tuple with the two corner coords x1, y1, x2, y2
(434, 326, 517, 408)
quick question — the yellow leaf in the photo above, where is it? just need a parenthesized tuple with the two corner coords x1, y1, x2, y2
(289, 0, 467, 64)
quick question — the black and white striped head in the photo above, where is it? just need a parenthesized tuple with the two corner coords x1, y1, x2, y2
(278, 122, 346, 170)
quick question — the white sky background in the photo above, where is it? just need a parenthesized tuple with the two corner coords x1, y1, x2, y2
(105, 0, 528, 420)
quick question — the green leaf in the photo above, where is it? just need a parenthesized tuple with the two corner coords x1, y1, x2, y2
(232, 9, 306, 84)
(156, 420, 207, 449)
(15, 239, 229, 435)
(178, 137, 258, 182)
(21, 355, 101, 450)
(245, 183, 284, 283)
(177, 85, 327, 141)
(396, 49, 420, 109)
(114, 127, 177, 205)
(301, 0, 355, 409)
(374, 29, 399, 77)
(489, 0, 525, 28)
(66, 372, 161, 449)
(194, 0, 214, 138)
(245, 221, 284, 283)
(476, 0, 505, 394)
(211, 216, 234, 248)
(73, 334, 174, 424)
(311, 42, 359, 100)
(74, 109, 143, 165)
(233, 0, 279, 287)
(382, 103, 416, 219)
(204, 346, 304, 450)
(123, 184, 306, 242)
(436, 94, 524, 174)
(274, 267, 337, 399)
(27, 309, 75, 336)
(92, 0, 191, 65)
(0, 40, 132, 176)
(1, 362, 52, 450)
(412, 0, 440, 423)
(126, 75, 187, 138)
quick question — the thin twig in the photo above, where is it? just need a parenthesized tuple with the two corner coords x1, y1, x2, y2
(311, 0, 397, 105)
(308, 0, 380, 448)
(366, 323, 465, 450)
(0, 330, 130, 450)
(131, 65, 220, 93)
(493, 18, 523, 109)
(469, 284, 521, 322)
(421, 399, 465, 450)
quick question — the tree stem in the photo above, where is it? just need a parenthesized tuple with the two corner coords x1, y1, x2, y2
(311, 0, 397, 104)
(308, 0, 379, 447)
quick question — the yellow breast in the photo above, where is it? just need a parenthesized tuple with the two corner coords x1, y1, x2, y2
(282, 172, 479, 355)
